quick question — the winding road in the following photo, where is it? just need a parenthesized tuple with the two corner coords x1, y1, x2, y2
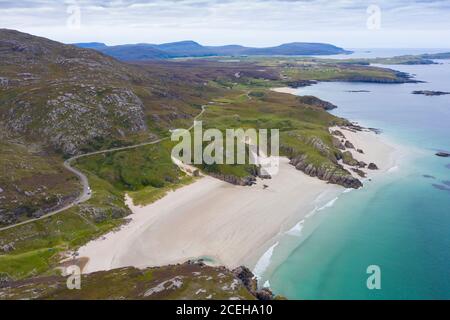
(0, 105, 207, 232)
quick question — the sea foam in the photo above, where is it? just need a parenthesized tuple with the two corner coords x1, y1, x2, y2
(287, 219, 305, 237)
(317, 197, 339, 212)
(253, 242, 279, 280)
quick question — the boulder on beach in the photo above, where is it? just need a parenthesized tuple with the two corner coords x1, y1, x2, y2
(331, 130, 346, 138)
(332, 137, 345, 150)
(344, 141, 355, 149)
(351, 168, 366, 178)
(368, 163, 379, 170)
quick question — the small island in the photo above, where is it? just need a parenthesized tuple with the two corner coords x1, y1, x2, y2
(436, 152, 450, 158)
(412, 90, 450, 96)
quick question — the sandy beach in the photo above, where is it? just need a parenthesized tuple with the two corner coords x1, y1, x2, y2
(78, 122, 397, 274)
(272, 87, 301, 95)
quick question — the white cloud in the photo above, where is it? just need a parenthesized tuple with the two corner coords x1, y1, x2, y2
(0, 0, 449, 48)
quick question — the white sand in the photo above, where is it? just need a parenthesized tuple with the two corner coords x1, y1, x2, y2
(78, 115, 398, 275)
(78, 158, 342, 273)
(272, 87, 300, 95)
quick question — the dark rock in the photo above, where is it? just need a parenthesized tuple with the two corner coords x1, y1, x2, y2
(0, 243, 15, 253)
(432, 184, 450, 192)
(209, 173, 256, 186)
(412, 90, 450, 96)
(233, 266, 274, 301)
(442, 181, 450, 187)
(286, 80, 317, 88)
(357, 149, 364, 154)
(342, 151, 359, 166)
(296, 95, 337, 110)
(436, 152, 450, 157)
(344, 141, 355, 149)
(347, 124, 364, 132)
(255, 288, 274, 301)
(358, 161, 367, 168)
(332, 137, 345, 150)
(423, 175, 436, 179)
(331, 130, 345, 138)
(0, 273, 12, 288)
(111, 207, 129, 219)
(351, 168, 367, 178)
(368, 163, 379, 170)
(290, 155, 363, 189)
(233, 266, 257, 293)
(368, 128, 382, 135)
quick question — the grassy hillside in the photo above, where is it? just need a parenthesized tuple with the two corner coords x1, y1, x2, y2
(0, 263, 262, 300)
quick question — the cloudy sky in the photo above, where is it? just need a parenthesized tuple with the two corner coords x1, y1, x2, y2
(1, 0, 449, 48)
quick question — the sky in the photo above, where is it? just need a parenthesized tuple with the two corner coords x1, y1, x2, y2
(1, 0, 449, 48)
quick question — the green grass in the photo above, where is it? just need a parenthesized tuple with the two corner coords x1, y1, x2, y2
(129, 175, 196, 206)
(0, 248, 57, 279)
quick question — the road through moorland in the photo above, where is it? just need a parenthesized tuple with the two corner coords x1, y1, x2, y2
(0, 105, 207, 232)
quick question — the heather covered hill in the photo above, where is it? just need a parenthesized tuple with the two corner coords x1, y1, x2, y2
(0, 263, 273, 300)
(0, 29, 220, 156)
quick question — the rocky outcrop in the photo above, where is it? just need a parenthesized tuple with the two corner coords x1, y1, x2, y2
(79, 204, 130, 223)
(342, 151, 359, 166)
(285, 80, 317, 88)
(358, 161, 367, 168)
(5, 87, 148, 156)
(331, 130, 346, 138)
(290, 154, 362, 189)
(368, 163, 379, 170)
(233, 266, 275, 301)
(344, 140, 355, 149)
(297, 95, 337, 110)
(413, 90, 450, 96)
(332, 137, 345, 150)
(436, 152, 450, 158)
(351, 168, 367, 178)
(208, 173, 256, 186)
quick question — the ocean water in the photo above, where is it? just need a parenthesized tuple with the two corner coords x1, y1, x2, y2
(261, 59, 450, 299)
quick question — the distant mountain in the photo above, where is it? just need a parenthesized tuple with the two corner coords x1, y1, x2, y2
(75, 41, 351, 61)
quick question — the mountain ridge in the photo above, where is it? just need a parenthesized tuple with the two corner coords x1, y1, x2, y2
(75, 40, 352, 61)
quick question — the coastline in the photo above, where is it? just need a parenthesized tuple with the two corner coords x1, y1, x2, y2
(77, 118, 400, 275)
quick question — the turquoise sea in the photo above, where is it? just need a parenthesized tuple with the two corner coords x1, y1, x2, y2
(261, 51, 450, 299)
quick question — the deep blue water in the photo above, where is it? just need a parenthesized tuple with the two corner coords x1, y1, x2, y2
(263, 59, 450, 300)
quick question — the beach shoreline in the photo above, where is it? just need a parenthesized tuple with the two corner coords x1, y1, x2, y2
(77, 119, 400, 275)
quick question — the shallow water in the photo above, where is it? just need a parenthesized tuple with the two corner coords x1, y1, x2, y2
(263, 59, 450, 299)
